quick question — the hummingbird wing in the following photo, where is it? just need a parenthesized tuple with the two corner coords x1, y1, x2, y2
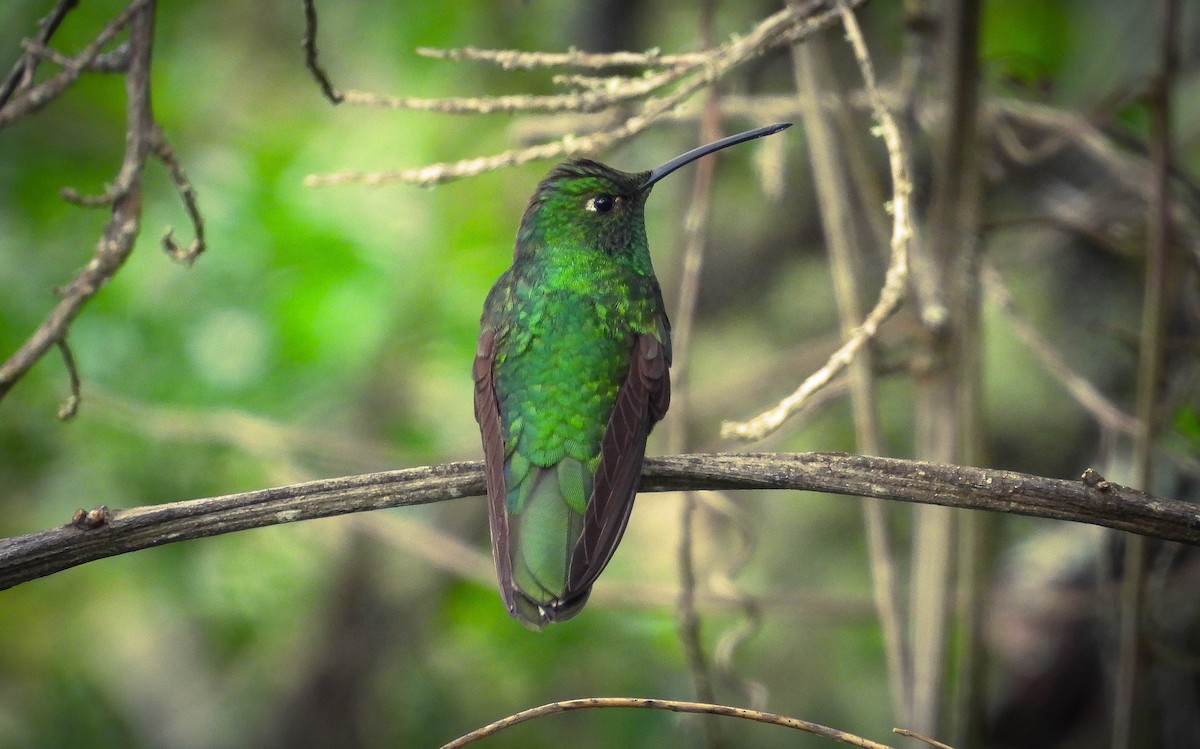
(473, 327, 517, 614)
(475, 327, 670, 626)
(476, 324, 592, 627)
(566, 330, 671, 595)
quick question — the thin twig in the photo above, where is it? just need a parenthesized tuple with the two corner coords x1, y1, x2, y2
(416, 45, 713, 70)
(2, 453, 1197, 591)
(0, 0, 79, 109)
(705, 488, 767, 708)
(301, 0, 343, 104)
(21, 39, 131, 73)
(54, 338, 81, 420)
(893, 727, 957, 749)
(338, 67, 683, 114)
(151, 127, 206, 264)
(415, 8, 860, 72)
(439, 696, 899, 749)
(60, 183, 120, 207)
(1, 1, 205, 410)
(722, 0, 912, 441)
(0, 0, 148, 128)
(983, 214, 1130, 256)
(362, 508, 878, 618)
(912, 0, 984, 740)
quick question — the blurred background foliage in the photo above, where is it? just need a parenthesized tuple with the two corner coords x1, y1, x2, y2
(1, 1, 1198, 748)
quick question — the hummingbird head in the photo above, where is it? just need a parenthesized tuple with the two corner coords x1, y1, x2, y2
(513, 122, 792, 263)
(515, 160, 653, 262)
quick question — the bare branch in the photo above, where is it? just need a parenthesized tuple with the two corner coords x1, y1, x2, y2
(2, 453, 1197, 592)
(1115, 0, 1183, 745)
(438, 696, 900, 749)
(667, 9, 726, 732)
(21, 39, 131, 74)
(416, 45, 712, 70)
(304, 0, 856, 187)
(0, 1, 206, 410)
(0, 0, 79, 108)
(0, 1, 158, 408)
(793, 28, 909, 722)
(60, 183, 121, 207)
(338, 67, 682, 115)
(0, 0, 148, 128)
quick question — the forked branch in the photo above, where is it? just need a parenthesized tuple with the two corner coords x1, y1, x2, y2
(0, 0, 206, 413)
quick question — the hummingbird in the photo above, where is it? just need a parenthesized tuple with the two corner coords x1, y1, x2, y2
(474, 122, 791, 628)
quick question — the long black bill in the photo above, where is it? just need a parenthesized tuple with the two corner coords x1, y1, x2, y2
(641, 122, 792, 190)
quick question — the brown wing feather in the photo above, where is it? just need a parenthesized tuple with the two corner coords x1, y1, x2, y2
(565, 332, 670, 594)
(473, 329, 517, 614)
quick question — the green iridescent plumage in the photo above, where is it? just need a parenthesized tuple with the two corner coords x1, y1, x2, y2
(474, 124, 791, 628)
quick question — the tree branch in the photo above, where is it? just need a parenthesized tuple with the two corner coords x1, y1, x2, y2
(0, 0, 206, 412)
(0, 0, 147, 128)
(303, 0, 857, 187)
(0, 0, 79, 110)
(0, 0, 155, 409)
(2, 453, 1196, 592)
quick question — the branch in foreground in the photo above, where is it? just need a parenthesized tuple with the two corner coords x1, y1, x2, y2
(2, 453, 1197, 591)
(439, 696, 902, 749)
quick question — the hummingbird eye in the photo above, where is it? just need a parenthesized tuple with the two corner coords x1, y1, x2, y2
(585, 194, 618, 214)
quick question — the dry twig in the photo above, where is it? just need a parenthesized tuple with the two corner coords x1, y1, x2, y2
(53, 338, 81, 420)
(439, 696, 899, 749)
(893, 727, 958, 749)
(0, 0, 148, 128)
(301, 0, 343, 104)
(793, 28, 909, 722)
(0, 0, 79, 108)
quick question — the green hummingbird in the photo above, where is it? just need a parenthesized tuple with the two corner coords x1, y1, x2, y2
(474, 122, 791, 629)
